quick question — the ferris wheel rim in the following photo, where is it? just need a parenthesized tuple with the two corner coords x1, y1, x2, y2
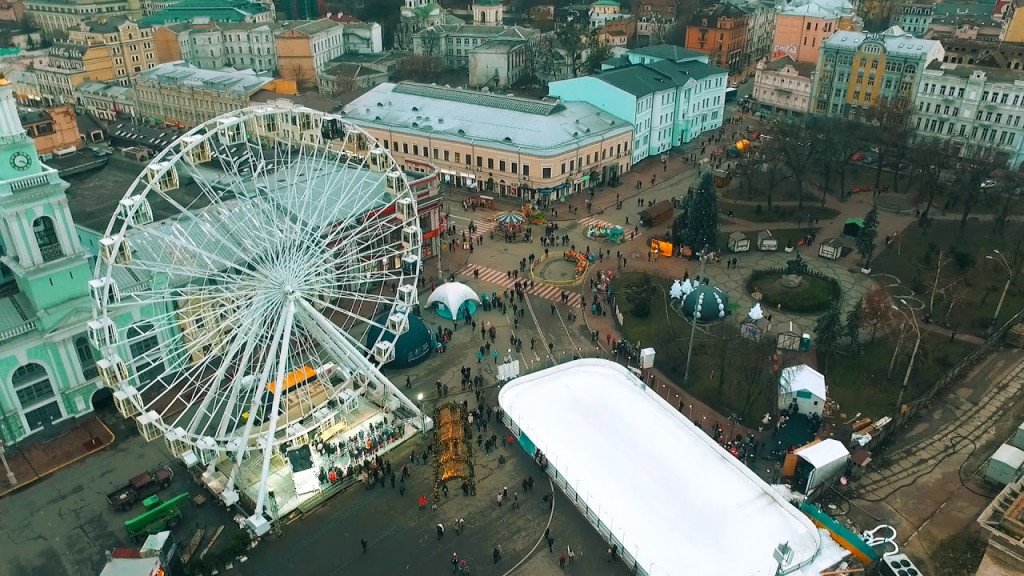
(89, 104, 423, 450)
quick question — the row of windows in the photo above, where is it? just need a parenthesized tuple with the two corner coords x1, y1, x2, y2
(915, 116, 1018, 147)
(383, 138, 631, 179)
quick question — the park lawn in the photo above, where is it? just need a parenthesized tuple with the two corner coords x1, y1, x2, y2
(719, 201, 839, 225)
(823, 332, 975, 420)
(871, 220, 1024, 336)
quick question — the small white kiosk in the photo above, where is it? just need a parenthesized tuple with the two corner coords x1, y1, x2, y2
(757, 230, 778, 251)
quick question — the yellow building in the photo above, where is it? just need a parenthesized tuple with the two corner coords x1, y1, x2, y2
(343, 82, 634, 201)
(36, 43, 114, 103)
(1005, 0, 1024, 43)
(69, 16, 158, 86)
(275, 19, 346, 90)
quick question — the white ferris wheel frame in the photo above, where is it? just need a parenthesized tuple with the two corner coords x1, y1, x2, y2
(88, 102, 426, 521)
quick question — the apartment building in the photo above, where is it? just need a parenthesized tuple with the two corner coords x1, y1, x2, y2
(941, 37, 1024, 69)
(132, 60, 276, 126)
(25, 0, 141, 33)
(731, 0, 776, 67)
(35, 42, 114, 103)
(752, 55, 815, 115)
(75, 80, 136, 119)
(771, 0, 858, 64)
(811, 26, 945, 118)
(276, 19, 375, 89)
(551, 46, 727, 164)
(913, 61, 1024, 168)
(69, 17, 158, 85)
(413, 24, 539, 69)
(685, 3, 749, 72)
(154, 21, 279, 72)
(890, 0, 936, 36)
(343, 82, 634, 202)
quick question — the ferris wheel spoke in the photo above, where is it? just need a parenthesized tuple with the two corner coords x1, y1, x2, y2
(134, 201, 257, 277)
(313, 298, 387, 334)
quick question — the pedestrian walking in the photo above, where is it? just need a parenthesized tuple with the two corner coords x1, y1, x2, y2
(493, 547, 502, 563)
(497, 492, 503, 507)
(567, 546, 576, 563)
(437, 523, 445, 539)
(547, 535, 555, 552)
(452, 553, 459, 573)
(559, 554, 567, 569)
(361, 537, 368, 553)
(419, 495, 428, 509)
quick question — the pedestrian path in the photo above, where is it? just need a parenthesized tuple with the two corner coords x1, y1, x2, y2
(458, 264, 584, 308)
(449, 215, 496, 241)
(577, 216, 617, 229)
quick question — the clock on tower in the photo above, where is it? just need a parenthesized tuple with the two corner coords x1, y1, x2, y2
(0, 74, 44, 180)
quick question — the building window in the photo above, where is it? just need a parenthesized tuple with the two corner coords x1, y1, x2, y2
(477, 156, 483, 167)
(444, 150, 450, 161)
(523, 164, 530, 176)
(128, 322, 163, 386)
(12, 363, 61, 429)
(560, 162, 566, 174)
(488, 158, 494, 169)
(33, 216, 62, 262)
(542, 166, 551, 178)
(402, 143, 408, 154)
(499, 160, 506, 171)
(413, 144, 419, 155)
(75, 335, 99, 380)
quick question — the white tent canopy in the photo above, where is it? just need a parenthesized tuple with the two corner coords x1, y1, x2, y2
(499, 359, 848, 576)
(779, 364, 826, 416)
(425, 282, 481, 319)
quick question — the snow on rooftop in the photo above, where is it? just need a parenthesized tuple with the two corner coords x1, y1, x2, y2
(499, 359, 848, 576)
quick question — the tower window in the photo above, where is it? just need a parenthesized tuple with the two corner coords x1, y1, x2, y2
(33, 216, 63, 262)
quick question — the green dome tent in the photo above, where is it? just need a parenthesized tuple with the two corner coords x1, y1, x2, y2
(365, 314, 433, 368)
(682, 284, 730, 322)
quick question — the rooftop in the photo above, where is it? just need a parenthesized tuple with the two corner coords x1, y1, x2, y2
(77, 80, 134, 99)
(342, 82, 632, 155)
(17, 107, 51, 125)
(586, 60, 727, 97)
(824, 26, 944, 58)
(140, 0, 269, 25)
(925, 61, 1024, 84)
(764, 55, 816, 76)
(136, 61, 273, 94)
(629, 44, 706, 62)
(498, 359, 850, 576)
(78, 15, 142, 34)
(780, 0, 854, 17)
(417, 23, 539, 40)
(279, 18, 340, 36)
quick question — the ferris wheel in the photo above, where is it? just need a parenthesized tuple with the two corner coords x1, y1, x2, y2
(88, 103, 425, 533)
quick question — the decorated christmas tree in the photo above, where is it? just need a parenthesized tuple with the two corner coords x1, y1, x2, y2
(684, 173, 719, 252)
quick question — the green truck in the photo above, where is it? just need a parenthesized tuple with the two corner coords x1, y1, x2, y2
(124, 492, 189, 541)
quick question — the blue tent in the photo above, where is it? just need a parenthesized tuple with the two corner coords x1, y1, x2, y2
(364, 314, 433, 368)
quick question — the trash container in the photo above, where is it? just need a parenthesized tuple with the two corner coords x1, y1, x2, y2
(800, 334, 812, 351)
(143, 495, 161, 510)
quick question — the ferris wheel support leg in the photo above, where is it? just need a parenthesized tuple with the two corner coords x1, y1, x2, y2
(296, 299, 427, 428)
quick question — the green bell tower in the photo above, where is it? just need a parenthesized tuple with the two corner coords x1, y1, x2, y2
(0, 75, 92, 329)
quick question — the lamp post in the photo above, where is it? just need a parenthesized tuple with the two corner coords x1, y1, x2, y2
(683, 250, 709, 386)
(417, 393, 426, 436)
(892, 300, 921, 410)
(986, 250, 1013, 328)
(0, 440, 16, 486)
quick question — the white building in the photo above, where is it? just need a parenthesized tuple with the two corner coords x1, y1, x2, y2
(914, 61, 1024, 169)
(25, 0, 141, 33)
(75, 80, 136, 120)
(413, 24, 538, 69)
(550, 45, 727, 164)
(171, 22, 280, 72)
(468, 38, 527, 88)
(890, 0, 937, 37)
(752, 55, 815, 115)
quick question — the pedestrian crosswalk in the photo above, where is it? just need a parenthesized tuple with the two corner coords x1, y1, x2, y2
(578, 216, 617, 229)
(449, 215, 496, 242)
(458, 264, 584, 308)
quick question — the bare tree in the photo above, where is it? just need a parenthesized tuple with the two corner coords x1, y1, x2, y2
(774, 119, 816, 207)
(861, 286, 896, 342)
(419, 28, 441, 57)
(829, 118, 865, 200)
(396, 54, 447, 82)
(863, 97, 913, 193)
(953, 144, 1004, 233)
(907, 137, 952, 221)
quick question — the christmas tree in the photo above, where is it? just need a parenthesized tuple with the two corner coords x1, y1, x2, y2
(684, 173, 719, 252)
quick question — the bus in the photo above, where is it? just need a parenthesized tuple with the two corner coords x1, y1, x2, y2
(725, 87, 738, 102)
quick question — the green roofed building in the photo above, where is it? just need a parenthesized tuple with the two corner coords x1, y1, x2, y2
(140, 0, 273, 25)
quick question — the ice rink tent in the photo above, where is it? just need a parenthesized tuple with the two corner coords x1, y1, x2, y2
(499, 359, 849, 576)
(779, 364, 827, 416)
(364, 313, 433, 368)
(425, 282, 480, 320)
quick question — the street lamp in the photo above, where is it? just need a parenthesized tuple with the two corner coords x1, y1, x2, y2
(416, 393, 426, 435)
(986, 250, 1013, 327)
(0, 439, 16, 486)
(892, 300, 921, 410)
(683, 249, 710, 386)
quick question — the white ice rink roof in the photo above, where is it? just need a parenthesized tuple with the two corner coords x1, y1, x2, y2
(498, 359, 848, 576)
